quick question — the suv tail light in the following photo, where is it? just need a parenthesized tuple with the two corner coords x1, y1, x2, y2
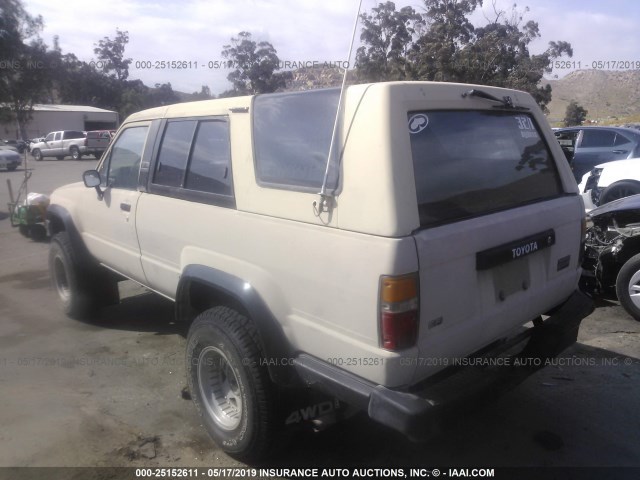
(379, 273, 419, 351)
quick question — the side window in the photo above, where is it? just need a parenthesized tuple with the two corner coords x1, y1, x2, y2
(581, 130, 615, 148)
(104, 126, 149, 190)
(45, 133, 54, 142)
(154, 120, 197, 187)
(614, 133, 632, 147)
(253, 89, 340, 190)
(184, 121, 232, 196)
(54, 132, 62, 141)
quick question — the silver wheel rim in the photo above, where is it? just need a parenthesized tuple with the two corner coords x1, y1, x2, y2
(197, 346, 242, 430)
(628, 270, 640, 310)
(53, 256, 71, 301)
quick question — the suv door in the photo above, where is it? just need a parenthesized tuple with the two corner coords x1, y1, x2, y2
(78, 123, 150, 283)
(573, 129, 619, 181)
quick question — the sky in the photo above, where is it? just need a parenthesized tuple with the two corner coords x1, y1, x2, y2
(21, 0, 640, 95)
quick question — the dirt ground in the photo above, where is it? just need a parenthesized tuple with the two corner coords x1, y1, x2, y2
(1, 158, 639, 471)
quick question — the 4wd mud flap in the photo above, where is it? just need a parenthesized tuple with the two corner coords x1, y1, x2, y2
(294, 290, 593, 441)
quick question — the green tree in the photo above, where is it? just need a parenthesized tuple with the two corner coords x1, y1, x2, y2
(221, 31, 291, 95)
(564, 100, 588, 126)
(411, 0, 481, 81)
(356, 0, 573, 111)
(355, 2, 424, 82)
(191, 85, 213, 101)
(0, 0, 51, 139)
(93, 29, 132, 81)
(455, 4, 572, 111)
(147, 82, 179, 106)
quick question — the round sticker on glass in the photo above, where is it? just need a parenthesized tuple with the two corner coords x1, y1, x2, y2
(408, 114, 429, 134)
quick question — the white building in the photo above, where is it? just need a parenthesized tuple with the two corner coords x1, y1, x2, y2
(1, 104, 119, 140)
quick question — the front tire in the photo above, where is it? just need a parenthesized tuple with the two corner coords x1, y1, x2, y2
(49, 232, 119, 318)
(186, 306, 277, 462)
(616, 253, 640, 322)
(600, 180, 640, 205)
(32, 149, 42, 161)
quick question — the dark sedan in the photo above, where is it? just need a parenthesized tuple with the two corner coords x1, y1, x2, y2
(554, 126, 640, 182)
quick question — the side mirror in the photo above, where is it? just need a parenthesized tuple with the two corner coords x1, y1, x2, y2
(83, 170, 104, 198)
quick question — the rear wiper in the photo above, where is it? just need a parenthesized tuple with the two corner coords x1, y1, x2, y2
(462, 89, 530, 111)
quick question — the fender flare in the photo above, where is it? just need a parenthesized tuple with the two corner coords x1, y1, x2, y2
(176, 265, 296, 386)
(46, 204, 95, 265)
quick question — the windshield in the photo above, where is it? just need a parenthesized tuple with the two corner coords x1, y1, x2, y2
(408, 110, 564, 228)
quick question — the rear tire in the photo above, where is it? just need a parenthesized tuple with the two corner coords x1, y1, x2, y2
(616, 254, 640, 322)
(600, 180, 640, 205)
(70, 146, 81, 160)
(186, 306, 277, 462)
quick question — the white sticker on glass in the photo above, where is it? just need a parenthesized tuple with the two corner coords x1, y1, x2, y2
(408, 114, 429, 134)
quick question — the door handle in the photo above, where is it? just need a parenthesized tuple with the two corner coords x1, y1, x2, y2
(612, 150, 627, 154)
(120, 203, 131, 212)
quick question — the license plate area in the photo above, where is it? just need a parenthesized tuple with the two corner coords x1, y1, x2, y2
(492, 256, 530, 302)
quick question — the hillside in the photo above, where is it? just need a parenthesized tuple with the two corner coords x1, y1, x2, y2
(544, 70, 640, 124)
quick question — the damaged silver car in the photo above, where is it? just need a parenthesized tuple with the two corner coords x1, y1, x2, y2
(582, 194, 640, 321)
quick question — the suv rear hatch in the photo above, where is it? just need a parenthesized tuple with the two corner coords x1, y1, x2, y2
(407, 108, 583, 383)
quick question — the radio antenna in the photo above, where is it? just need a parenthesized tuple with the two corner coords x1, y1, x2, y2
(315, 0, 363, 217)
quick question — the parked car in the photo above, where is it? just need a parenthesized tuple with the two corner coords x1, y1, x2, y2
(46, 82, 592, 461)
(3, 139, 28, 154)
(582, 194, 640, 321)
(554, 126, 640, 182)
(30, 130, 87, 161)
(0, 145, 21, 171)
(85, 130, 114, 158)
(578, 157, 640, 210)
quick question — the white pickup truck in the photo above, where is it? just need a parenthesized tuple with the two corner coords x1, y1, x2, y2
(30, 130, 87, 161)
(46, 82, 593, 461)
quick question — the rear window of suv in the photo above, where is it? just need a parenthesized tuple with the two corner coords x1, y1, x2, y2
(408, 110, 563, 228)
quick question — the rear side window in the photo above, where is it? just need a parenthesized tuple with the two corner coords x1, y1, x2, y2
(408, 110, 563, 228)
(64, 131, 85, 139)
(614, 133, 632, 146)
(184, 121, 232, 196)
(581, 129, 615, 148)
(253, 88, 340, 191)
(150, 117, 233, 205)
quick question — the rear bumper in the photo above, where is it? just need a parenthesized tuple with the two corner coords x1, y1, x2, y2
(293, 290, 593, 440)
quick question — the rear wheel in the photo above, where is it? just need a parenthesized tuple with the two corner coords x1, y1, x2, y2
(186, 306, 277, 462)
(600, 180, 640, 205)
(616, 253, 640, 322)
(69, 146, 81, 160)
(32, 149, 42, 161)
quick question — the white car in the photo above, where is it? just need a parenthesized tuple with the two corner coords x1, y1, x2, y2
(579, 157, 640, 211)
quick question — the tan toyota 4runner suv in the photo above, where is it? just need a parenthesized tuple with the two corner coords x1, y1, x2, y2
(47, 82, 593, 461)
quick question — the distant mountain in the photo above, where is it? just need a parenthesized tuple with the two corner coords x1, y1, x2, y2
(544, 70, 640, 124)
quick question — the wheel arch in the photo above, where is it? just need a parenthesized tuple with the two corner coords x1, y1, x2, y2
(600, 179, 640, 204)
(176, 265, 296, 386)
(46, 204, 94, 265)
